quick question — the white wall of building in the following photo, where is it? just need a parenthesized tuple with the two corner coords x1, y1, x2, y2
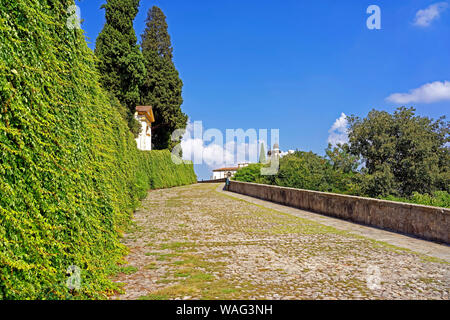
(212, 171, 225, 180)
(211, 170, 237, 180)
(135, 115, 152, 151)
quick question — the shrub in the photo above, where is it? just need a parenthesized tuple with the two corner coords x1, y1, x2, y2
(233, 164, 264, 183)
(233, 152, 362, 195)
(382, 191, 450, 208)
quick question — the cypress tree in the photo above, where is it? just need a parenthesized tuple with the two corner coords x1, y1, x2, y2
(95, 0, 146, 136)
(140, 6, 187, 150)
(259, 142, 267, 163)
(141, 6, 173, 61)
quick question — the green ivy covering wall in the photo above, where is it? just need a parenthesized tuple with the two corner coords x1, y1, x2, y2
(0, 0, 196, 299)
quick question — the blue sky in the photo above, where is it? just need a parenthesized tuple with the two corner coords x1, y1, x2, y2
(77, 0, 450, 180)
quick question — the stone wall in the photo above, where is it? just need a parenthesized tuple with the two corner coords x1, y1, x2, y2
(228, 181, 450, 244)
(198, 178, 227, 183)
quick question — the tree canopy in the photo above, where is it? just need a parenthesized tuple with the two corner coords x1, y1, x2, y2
(141, 6, 173, 61)
(235, 151, 361, 195)
(347, 107, 449, 197)
(95, 0, 146, 136)
(233, 107, 449, 206)
(140, 6, 187, 150)
(233, 163, 265, 183)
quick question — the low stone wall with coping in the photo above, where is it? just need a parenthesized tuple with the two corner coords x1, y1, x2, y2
(228, 180, 450, 244)
(198, 178, 227, 183)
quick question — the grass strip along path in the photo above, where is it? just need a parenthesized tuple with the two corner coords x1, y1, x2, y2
(111, 183, 449, 300)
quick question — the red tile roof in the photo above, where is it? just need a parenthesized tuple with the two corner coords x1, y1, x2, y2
(136, 106, 155, 123)
(136, 106, 152, 112)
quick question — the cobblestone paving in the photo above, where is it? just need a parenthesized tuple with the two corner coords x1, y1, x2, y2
(112, 183, 450, 300)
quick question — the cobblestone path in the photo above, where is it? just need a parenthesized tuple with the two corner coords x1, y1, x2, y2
(112, 183, 449, 300)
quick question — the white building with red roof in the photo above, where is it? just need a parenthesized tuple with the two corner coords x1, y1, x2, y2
(211, 163, 249, 180)
(135, 106, 155, 151)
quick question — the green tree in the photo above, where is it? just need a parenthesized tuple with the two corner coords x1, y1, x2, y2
(233, 164, 264, 183)
(141, 6, 173, 61)
(273, 151, 333, 192)
(325, 143, 360, 173)
(263, 151, 360, 194)
(259, 142, 267, 163)
(95, 0, 146, 136)
(234, 151, 361, 194)
(140, 6, 187, 150)
(347, 107, 449, 197)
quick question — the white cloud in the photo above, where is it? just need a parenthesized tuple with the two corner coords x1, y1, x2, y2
(386, 81, 450, 104)
(327, 113, 348, 146)
(180, 121, 259, 168)
(413, 2, 448, 27)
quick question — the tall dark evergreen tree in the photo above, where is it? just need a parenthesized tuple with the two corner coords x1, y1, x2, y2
(140, 6, 187, 150)
(95, 0, 146, 136)
(259, 142, 267, 163)
(141, 6, 173, 61)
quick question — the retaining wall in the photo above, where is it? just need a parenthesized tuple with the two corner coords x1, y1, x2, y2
(228, 181, 450, 244)
(198, 178, 227, 183)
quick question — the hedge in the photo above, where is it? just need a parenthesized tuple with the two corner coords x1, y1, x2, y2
(0, 0, 196, 299)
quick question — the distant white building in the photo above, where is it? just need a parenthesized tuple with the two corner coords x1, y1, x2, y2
(135, 106, 155, 151)
(211, 163, 250, 180)
(211, 167, 239, 180)
(238, 162, 250, 169)
(267, 143, 280, 161)
(267, 144, 294, 160)
(210, 146, 295, 180)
